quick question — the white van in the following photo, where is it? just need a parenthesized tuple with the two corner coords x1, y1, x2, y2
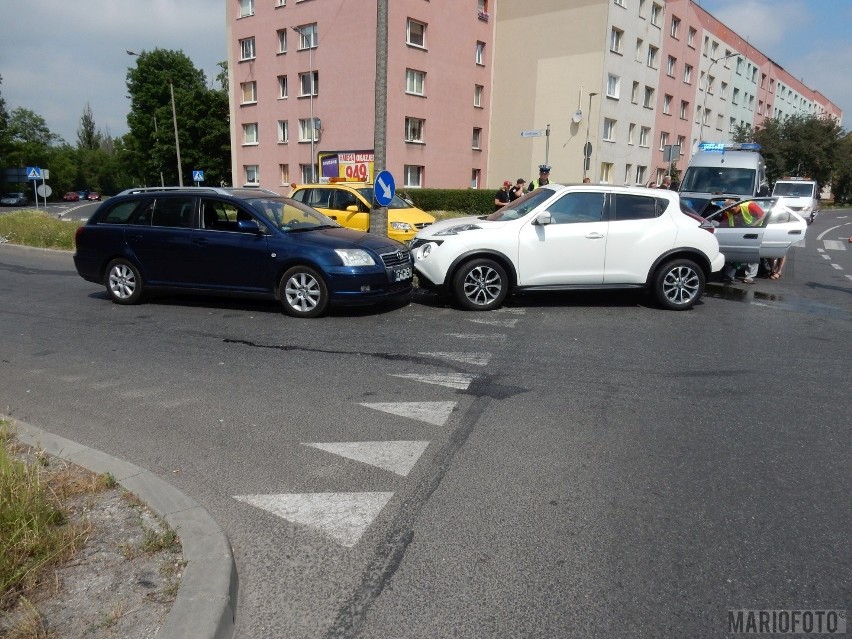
(679, 143, 770, 215)
(771, 177, 819, 224)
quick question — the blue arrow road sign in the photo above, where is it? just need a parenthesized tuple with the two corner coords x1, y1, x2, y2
(374, 170, 395, 206)
(26, 166, 42, 180)
(192, 170, 204, 182)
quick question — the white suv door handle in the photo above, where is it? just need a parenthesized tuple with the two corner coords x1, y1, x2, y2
(585, 232, 605, 239)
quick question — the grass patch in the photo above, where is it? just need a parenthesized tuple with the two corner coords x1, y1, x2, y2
(0, 419, 95, 615)
(0, 210, 82, 250)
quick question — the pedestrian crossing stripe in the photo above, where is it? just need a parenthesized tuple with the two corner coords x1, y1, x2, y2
(359, 401, 456, 426)
(418, 352, 491, 366)
(389, 372, 476, 390)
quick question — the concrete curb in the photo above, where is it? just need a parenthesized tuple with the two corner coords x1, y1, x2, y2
(4, 415, 237, 639)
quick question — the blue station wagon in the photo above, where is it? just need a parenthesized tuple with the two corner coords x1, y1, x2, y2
(73, 187, 414, 318)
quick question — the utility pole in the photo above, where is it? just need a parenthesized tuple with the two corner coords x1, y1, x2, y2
(169, 80, 184, 187)
(370, 0, 389, 236)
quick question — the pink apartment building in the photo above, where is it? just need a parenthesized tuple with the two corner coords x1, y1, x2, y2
(227, 0, 495, 191)
(228, 0, 840, 191)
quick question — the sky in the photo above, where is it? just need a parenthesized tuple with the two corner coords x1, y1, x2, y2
(1, 0, 850, 145)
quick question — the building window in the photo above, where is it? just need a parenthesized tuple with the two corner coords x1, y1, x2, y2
(659, 131, 669, 151)
(277, 29, 287, 54)
(663, 94, 672, 114)
(643, 86, 654, 108)
(277, 75, 288, 99)
(688, 27, 696, 47)
(716, 113, 724, 130)
(601, 162, 614, 183)
(276, 0, 285, 6)
(299, 118, 319, 142)
(639, 126, 650, 147)
(239, 37, 256, 61)
(279, 164, 290, 185)
(624, 164, 632, 184)
(296, 23, 317, 49)
(299, 71, 318, 97)
(405, 117, 425, 143)
(732, 88, 740, 105)
(729, 117, 736, 133)
(239, 0, 254, 18)
(711, 41, 719, 59)
(614, 0, 625, 6)
(404, 165, 423, 188)
(667, 55, 676, 77)
(277, 120, 288, 143)
(635, 165, 647, 185)
(628, 123, 636, 145)
(475, 41, 486, 65)
(240, 81, 257, 104)
(680, 100, 688, 119)
(676, 136, 685, 154)
(606, 74, 620, 99)
(243, 123, 258, 145)
(244, 165, 259, 185)
(407, 19, 426, 48)
(683, 64, 692, 84)
(670, 16, 680, 38)
(631, 81, 639, 104)
(474, 84, 484, 107)
(406, 69, 425, 95)
(299, 164, 312, 183)
(650, 2, 662, 26)
(639, 0, 646, 18)
(721, 81, 728, 99)
(610, 28, 623, 53)
(647, 45, 658, 68)
(635, 38, 644, 62)
(471, 169, 481, 189)
(472, 127, 482, 149)
(603, 118, 616, 142)
(703, 35, 709, 57)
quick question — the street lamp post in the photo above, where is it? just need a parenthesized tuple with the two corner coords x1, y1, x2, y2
(700, 52, 740, 143)
(583, 92, 598, 181)
(126, 49, 183, 186)
(291, 27, 317, 182)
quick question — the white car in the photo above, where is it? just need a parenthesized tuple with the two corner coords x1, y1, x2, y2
(701, 197, 807, 263)
(411, 184, 725, 311)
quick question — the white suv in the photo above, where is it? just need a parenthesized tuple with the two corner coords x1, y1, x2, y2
(411, 184, 725, 311)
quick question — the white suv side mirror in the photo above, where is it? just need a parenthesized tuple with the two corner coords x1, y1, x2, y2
(534, 211, 553, 225)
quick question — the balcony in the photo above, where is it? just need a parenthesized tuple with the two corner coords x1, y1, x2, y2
(478, 10, 489, 22)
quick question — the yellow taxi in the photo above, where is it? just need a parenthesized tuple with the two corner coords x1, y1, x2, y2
(290, 182, 435, 244)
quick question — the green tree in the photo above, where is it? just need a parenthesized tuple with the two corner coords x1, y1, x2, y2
(0, 75, 10, 165)
(124, 49, 230, 187)
(831, 133, 852, 204)
(735, 114, 844, 188)
(76, 103, 103, 151)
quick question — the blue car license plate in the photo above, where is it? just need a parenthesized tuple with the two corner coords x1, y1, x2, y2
(393, 266, 412, 282)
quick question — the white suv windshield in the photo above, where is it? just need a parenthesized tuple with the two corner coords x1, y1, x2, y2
(486, 189, 553, 221)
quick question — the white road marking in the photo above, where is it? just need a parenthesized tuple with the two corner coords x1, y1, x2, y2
(822, 254, 832, 260)
(823, 240, 847, 251)
(302, 441, 430, 476)
(468, 317, 519, 328)
(817, 248, 825, 253)
(390, 372, 477, 390)
(359, 401, 456, 426)
(845, 275, 852, 282)
(494, 308, 527, 315)
(234, 492, 393, 547)
(831, 263, 843, 270)
(418, 352, 491, 366)
(446, 332, 507, 343)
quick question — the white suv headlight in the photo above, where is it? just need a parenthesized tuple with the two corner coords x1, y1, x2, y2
(334, 249, 376, 266)
(434, 223, 482, 236)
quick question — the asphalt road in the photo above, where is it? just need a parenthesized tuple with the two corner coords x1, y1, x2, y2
(1, 210, 850, 638)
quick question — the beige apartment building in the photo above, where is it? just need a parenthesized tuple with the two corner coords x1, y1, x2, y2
(228, 0, 841, 191)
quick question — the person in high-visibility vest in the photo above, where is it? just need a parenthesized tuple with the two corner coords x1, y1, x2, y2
(722, 200, 765, 283)
(526, 165, 551, 192)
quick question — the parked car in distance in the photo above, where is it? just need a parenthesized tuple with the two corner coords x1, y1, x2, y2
(63, 191, 80, 202)
(771, 178, 819, 224)
(87, 192, 101, 201)
(410, 184, 724, 311)
(72, 186, 413, 318)
(700, 197, 807, 263)
(1, 192, 28, 206)
(76, 190, 89, 201)
(290, 182, 435, 244)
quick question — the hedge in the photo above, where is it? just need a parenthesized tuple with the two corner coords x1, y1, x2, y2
(398, 188, 495, 215)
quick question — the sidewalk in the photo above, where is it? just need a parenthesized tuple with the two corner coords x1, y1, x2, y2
(5, 415, 237, 639)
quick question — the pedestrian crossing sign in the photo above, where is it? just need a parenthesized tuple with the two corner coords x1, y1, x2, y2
(192, 170, 204, 182)
(27, 166, 42, 180)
